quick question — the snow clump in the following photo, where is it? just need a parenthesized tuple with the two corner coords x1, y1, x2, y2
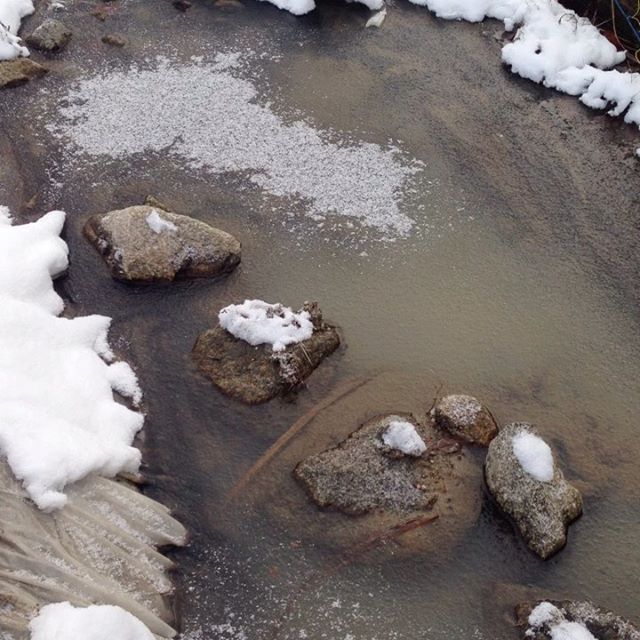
(527, 602, 597, 640)
(512, 430, 554, 482)
(0, 0, 34, 60)
(219, 300, 314, 352)
(29, 602, 155, 640)
(382, 420, 427, 456)
(145, 209, 177, 234)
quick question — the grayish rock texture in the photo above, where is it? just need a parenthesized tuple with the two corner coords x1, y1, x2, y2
(84, 205, 241, 282)
(485, 423, 582, 559)
(432, 394, 498, 446)
(0, 59, 47, 89)
(25, 19, 72, 52)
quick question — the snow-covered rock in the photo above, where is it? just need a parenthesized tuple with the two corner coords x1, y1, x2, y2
(84, 205, 241, 282)
(382, 420, 427, 457)
(432, 394, 498, 446)
(0, 209, 145, 510)
(219, 300, 314, 352)
(517, 600, 640, 640)
(484, 423, 582, 558)
(29, 602, 155, 640)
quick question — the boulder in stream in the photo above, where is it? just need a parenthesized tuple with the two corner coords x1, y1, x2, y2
(432, 394, 498, 446)
(25, 19, 72, 52)
(84, 205, 241, 282)
(485, 423, 582, 559)
(192, 301, 340, 404)
(516, 600, 640, 640)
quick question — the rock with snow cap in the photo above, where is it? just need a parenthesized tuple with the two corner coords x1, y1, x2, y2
(485, 423, 582, 559)
(192, 301, 340, 404)
(84, 205, 241, 282)
(432, 394, 498, 446)
(516, 600, 640, 640)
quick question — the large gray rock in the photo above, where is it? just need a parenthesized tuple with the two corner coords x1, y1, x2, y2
(516, 600, 640, 640)
(485, 423, 582, 559)
(192, 302, 340, 404)
(84, 205, 241, 282)
(0, 59, 47, 89)
(432, 394, 498, 446)
(25, 19, 72, 52)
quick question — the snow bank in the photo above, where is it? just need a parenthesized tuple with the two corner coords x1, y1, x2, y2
(382, 420, 426, 456)
(146, 209, 177, 234)
(0, 209, 144, 510)
(258, 0, 381, 16)
(29, 602, 155, 640)
(219, 300, 314, 352)
(0, 0, 33, 60)
(415, 0, 640, 131)
(512, 430, 554, 482)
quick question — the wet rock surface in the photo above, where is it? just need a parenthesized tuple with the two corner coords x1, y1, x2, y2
(25, 19, 73, 52)
(516, 600, 640, 640)
(485, 423, 582, 559)
(84, 205, 241, 282)
(192, 302, 340, 404)
(0, 59, 47, 89)
(432, 394, 498, 446)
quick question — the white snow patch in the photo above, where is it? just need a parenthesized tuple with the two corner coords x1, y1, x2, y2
(366, 7, 387, 28)
(413, 0, 640, 131)
(382, 420, 426, 456)
(258, 0, 381, 15)
(550, 621, 597, 640)
(219, 300, 314, 352)
(512, 430, 554, 482)
(29, 602, 155, 640)
(527, 603, 597, 640)
(0, 209, 144, 510)
(528, 602, 561, 627)
(0, 0, 33, 60)
(146, 209, 177, 234)
(48, 58, 420, 241)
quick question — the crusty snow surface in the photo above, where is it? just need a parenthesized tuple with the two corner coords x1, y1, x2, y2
(512, 430, 554, 482)
(0, 0, 33, 60)
(0, 208, 144, 510)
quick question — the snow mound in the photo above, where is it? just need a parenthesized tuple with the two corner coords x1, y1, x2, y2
(0, 209, 144, 510)
(382, 420, 427, 456)
(0, 0, 33, 60)
(29, 602, 155, 640)
(219, 300, 314, 352)
(414, 0, 640, 131)
(512, 430, 554, 482)
(146, 209, 177, 234)
(527, 602, 597, 640)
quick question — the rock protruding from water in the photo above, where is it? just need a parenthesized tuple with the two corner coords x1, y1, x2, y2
(294, 413, 479, 521)
(25, 19, 72, 52)
(0, 59, 47, 89)
(516, 600, 640, 640)
(432, 394, 498, 446)
(84, 205, 241, 282)
(485, 423, 582, 559)
(192, 302, 340, 404)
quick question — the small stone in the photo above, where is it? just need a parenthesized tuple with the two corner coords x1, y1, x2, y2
(25, 19, 72, 53)
(101, 33, 127, 47)
(432, 394, 498, 446)
(0, 59, 47, 89)
(84, 205, 241, 282)
(485, 423, 582, 559)
(173, 0, 192, 10)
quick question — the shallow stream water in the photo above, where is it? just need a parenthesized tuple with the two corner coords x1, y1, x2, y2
(1, 0, 639, 638)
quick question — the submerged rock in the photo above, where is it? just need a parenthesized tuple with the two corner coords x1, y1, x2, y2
(485, 423, 582, 559)
(516, 600, 640, 640)
(294, 412, 479, 521)
(0, 59, 47, 89)
(84, 205, 241, 282)
(25, 19, 72, 52)
(192, 301, 340, 404)
(432, 394, 498, 446)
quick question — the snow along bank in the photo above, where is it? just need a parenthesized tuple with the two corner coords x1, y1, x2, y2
(414, 0, 640, 132)
(259, 0, 381, 16)
(0, 208, 144, 510)
(0, 0, 33, 60)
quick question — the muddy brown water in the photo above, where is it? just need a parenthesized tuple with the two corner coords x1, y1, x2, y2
(1, 0, 640, 638)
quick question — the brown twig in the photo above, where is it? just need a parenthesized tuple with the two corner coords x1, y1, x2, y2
(225, 377, 370, 503)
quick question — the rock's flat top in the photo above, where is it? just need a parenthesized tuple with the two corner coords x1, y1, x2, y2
(0, 59, 47, 89)
(485, 423, 582, 559)
(192, 302, 340, 404)
(84, 205, 241, 282)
